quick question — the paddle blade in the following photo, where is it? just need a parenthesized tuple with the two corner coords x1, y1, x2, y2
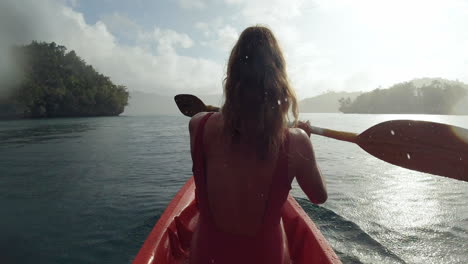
(357, 120, 468, 182)
(174, 94, 207, 117)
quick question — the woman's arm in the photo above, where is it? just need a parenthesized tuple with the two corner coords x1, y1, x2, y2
(291, 127, 328, 204)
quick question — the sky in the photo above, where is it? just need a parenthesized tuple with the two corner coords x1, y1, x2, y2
(1, 0, 468, 99)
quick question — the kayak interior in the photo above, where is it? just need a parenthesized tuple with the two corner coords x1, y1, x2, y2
(132, 177, 341, 264)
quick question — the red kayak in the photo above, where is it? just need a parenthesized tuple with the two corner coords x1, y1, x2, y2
(132, 177, 341, 264)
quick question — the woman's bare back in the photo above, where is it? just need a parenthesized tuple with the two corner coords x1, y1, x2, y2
(189, 112, 327, 236)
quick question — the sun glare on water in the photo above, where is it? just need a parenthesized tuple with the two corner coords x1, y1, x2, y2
(372, 167, 442, 230)
(374, 114, 444, 124)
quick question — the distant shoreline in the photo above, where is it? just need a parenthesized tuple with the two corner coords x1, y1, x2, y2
(300, 112, 468, 116)
(0, 113, 124, 121)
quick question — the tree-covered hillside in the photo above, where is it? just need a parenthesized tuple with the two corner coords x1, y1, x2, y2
(299, 91, 362, 113)
(339, 79, 468, 115)
(0, 41, 128, 118)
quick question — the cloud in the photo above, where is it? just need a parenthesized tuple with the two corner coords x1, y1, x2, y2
(229, 0, 307, 21)
(0, 0, 223, 96)
(196, 21, 238, 52)
(65, 0, 79, 8)
(2, 0, 468, 100)
(139, 28, 194, 54)
(178, 0, 206, 9)
(99, 12, 140, 43)
(214, 25, 238, 51)
(219, 0, 335, 97)
(216, 0, 468, 97)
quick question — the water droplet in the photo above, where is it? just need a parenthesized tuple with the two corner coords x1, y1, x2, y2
(277, 100, 281, 105)
(406, 153, 411, 160)
(245, 55, 248, 59)
(391, 130, 395, 136)
(460, 157, 463, 161)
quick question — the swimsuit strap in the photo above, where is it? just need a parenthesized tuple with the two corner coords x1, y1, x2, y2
(192, 112, 214, 209)
(194, 112, 214, 158)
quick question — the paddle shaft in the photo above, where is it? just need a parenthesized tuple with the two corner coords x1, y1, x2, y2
(175, 94, 468, 181)
(308, 126, 357, 143)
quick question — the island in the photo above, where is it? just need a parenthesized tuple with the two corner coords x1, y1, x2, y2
(299, 91, 362, 113)
(0, 41, 129, 119)
(338, 78, 468, 115)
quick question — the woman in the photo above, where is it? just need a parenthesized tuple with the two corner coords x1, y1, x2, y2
(188, 26, 327, 264)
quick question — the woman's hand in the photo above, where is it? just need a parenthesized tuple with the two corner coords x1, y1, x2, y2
(297, 120, 312, 137)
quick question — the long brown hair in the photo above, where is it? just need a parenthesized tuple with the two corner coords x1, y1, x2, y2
(222, 26, 299, 159)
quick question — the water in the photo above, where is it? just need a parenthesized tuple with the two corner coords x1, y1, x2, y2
(0, 114, 467, 264)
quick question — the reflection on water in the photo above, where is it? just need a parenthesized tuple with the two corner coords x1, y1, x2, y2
(0, 120, 92, 145)
(298, 113, 468, 264)
(372, 167, 441, 230)
(0, 116, 192, 264)
(298, 198, 406, 264)
(0, 114, 467, 264)
(374, 114, 444, 124)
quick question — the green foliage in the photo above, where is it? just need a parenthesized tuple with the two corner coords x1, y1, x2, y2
(1, 41, 128, 118)
(338, 80, 468, 114)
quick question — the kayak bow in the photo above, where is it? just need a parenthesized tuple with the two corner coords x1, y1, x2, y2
(132, 177, 341, 264)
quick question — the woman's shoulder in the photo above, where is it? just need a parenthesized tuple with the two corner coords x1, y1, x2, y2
(189, 112, 219, 135)
(189, 112, 209, 135)
(285, 127, 313, 158)
(286, 127, 311, 144)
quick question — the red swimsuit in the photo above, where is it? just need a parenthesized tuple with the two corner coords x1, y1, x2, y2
(189, 113, 293, 264)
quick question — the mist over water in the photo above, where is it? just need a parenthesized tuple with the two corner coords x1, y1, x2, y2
(0, 0, 40, 98)
(1, 114, 467, 264)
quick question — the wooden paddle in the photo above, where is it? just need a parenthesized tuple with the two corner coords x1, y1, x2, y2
(174, 94, 468, 182)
